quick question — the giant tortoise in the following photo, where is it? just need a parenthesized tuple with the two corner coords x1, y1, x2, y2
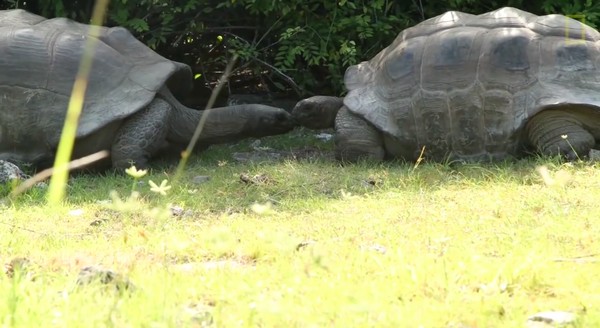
(293, 7, 600, 162)
(0, 9, 296, 170)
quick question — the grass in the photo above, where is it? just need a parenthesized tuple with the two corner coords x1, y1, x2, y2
(1, 129, 600, 327)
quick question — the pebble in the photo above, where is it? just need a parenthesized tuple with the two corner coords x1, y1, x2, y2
(0, 160, 29, 184)
(314, 133, 333, 142)
(169, 205, 194, 218)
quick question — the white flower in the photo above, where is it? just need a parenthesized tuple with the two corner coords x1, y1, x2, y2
(125, 165, 147, 178)
(149, 179, 172, 196)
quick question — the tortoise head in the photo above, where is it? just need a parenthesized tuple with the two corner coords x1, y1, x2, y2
(292, 96, 343, 130)
(244, 105, 298, 137)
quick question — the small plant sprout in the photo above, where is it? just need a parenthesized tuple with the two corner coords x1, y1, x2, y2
(125, 165, 148, 192)
(413, 146, 426, 171)
(560, 134, 581, 161)
(149, 179, 172, 196)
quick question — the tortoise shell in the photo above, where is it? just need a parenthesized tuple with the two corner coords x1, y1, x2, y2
(0, 9, 192, 153)
(343, 7, 600, 161)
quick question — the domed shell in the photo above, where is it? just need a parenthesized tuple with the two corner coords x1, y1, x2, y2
(0, 9, 192, 146)
(343, 7, 600, 161)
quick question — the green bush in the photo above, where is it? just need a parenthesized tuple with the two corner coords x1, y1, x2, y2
(3, 0, 600, 96)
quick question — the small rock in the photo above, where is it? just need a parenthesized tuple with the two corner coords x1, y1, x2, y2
(170, 205, 185, 216)
(0, 161, 47, 190)
(0, 160, 29, 184)
(169, 205, 194, 218)
(314, 133, 333, 142)
(527, 311, 577, 327)
(192, 175, 211, 184)
(76, 266, 135, 291)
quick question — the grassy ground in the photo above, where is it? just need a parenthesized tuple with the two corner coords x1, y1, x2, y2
(1, 129, 599, 327)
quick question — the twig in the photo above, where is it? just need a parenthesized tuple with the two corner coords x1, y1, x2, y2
(172, 56, 238, 180)
(251, 57, 302, 96)
(9, 151, 109, 198)
(255, 15, 284, 47)
(412, 146, 426, 171)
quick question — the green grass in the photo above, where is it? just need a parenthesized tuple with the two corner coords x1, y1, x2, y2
(1, 129, 599, 327)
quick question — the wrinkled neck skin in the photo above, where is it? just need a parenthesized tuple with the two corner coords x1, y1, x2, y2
(157, 87, 255, 146)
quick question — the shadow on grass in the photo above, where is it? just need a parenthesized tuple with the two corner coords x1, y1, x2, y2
(3, 126, 584, 214)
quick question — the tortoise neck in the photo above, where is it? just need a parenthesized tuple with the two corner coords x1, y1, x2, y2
(158, 87, 252, 145)
(158, 87, 203, 143)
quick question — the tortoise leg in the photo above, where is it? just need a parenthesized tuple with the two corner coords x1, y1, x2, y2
(111, 98, 171, 169)
(334, 106, 385, 162)
(525, 109, 595, 160)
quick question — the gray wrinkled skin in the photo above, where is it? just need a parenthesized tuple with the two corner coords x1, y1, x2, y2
(0, 10, 295, 169)
(292, 96, 343, 130)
